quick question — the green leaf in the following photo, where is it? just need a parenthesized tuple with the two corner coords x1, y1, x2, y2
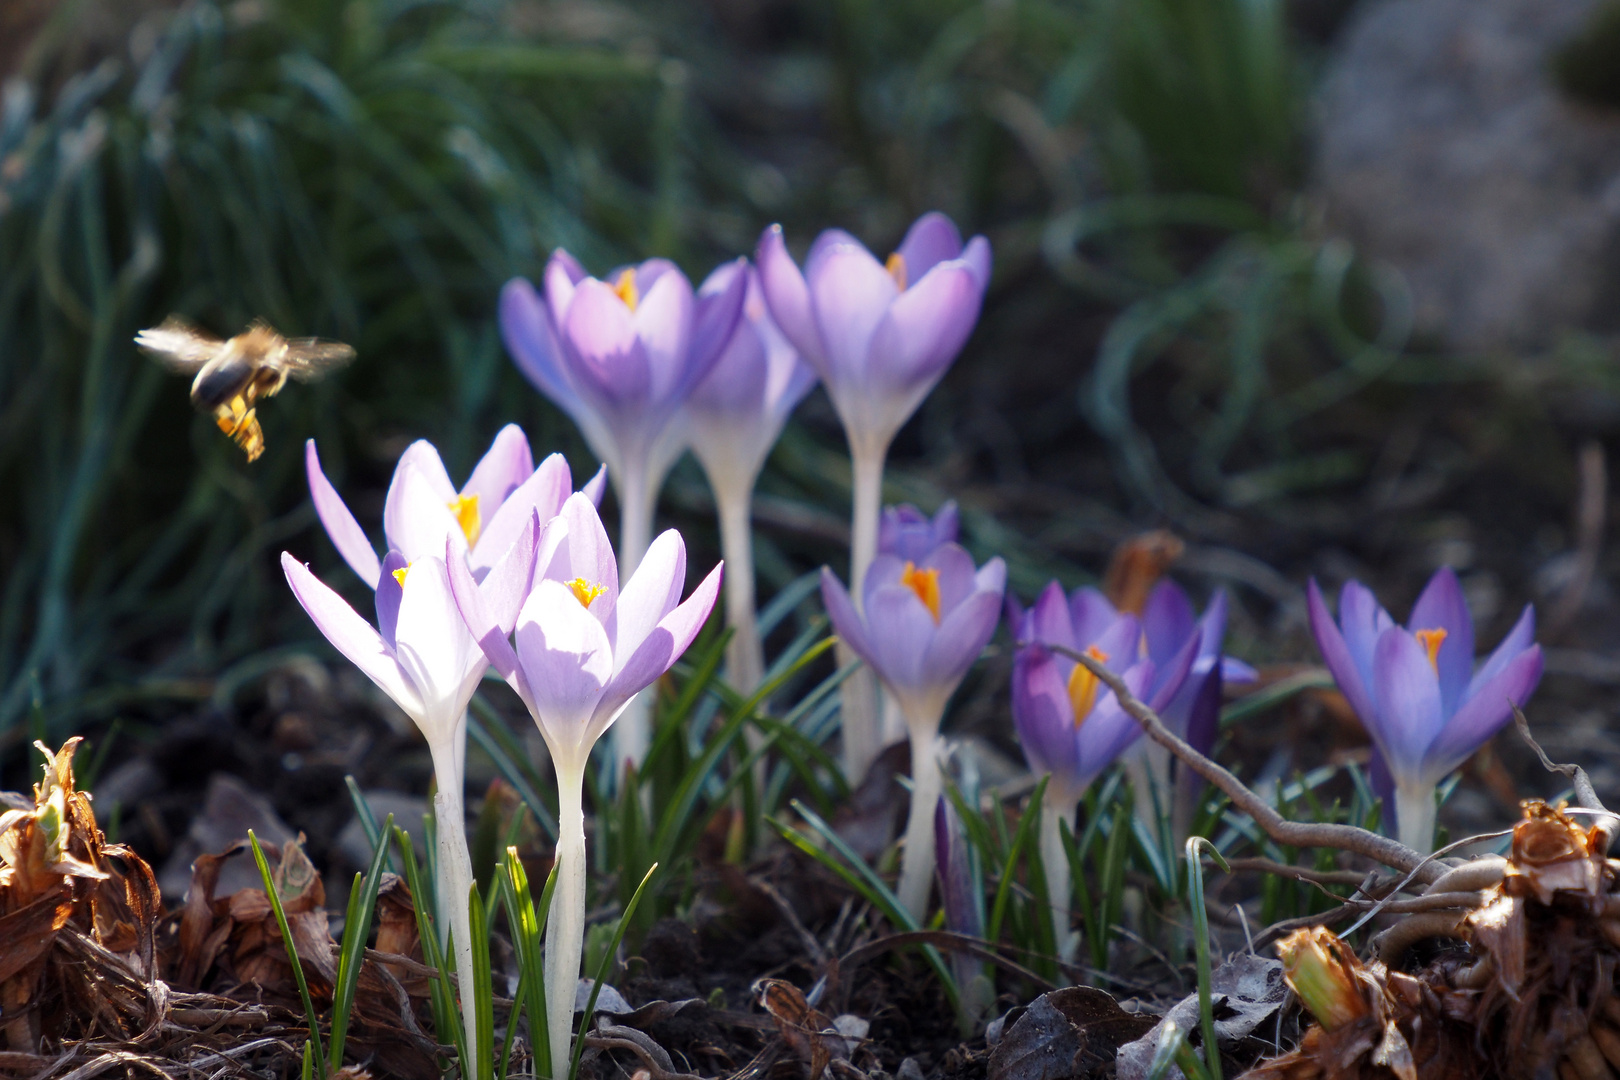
(248, 830, 326, 1080)
(329, 812, 395, 1072)
(569, 863, 660, 1080)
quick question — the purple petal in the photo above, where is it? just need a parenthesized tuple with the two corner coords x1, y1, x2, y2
(861, 553, 909, 612)
(863, 582, 939, 692)
(384, 462, 464, 564)
(934, 795, 981, 937)
(515, 579, 613, 742)
(600, 562, 723, 722)
(687, 311, 770, 419)
(476, 510, 541, 635)
(544, 249, 587, 326)
(1469, 604, 1536, 699)
(394, 440, 456, 502)
(582, 465, 608, 507)
(538, 493, 620, 617)
(923, 584, 1003, 689)
(1407, 566, 1474, 717)
(446, 538, 528, 702)
(1184, 665, 1223, 760)
(501, 277, 581, 411)
(562, 279, 652, 406)
(806, 228, 864, 277)
(1369, 626, 1447, 785)
(282, 553, 419, 713)
(820, 567, 876, 667)
(461, 424, 534, 516)
(306, 440, 381, 589)
(1069, 587, 1119, 648)
(1196, 589, 1230, 662)
(475, 452, 572, 575)
(895, 212, 965, 281)
(376, 550, 407, 650)
(391, 556, 483, 720)
(920, 542, 979, 614)
(1004, 593, 1028, 640)
(960, 236, 992, 289)
(1424, 646, 1543, 782)
(613, 528, 686, 664)
(1028, 581, 1077, 652)
(1146, 630, 1200, 716)
(1088, 615, 1144, 676)
(934, 501, 960, 545)
(1075, 664, 1155, 784)
(1307, 579, 1378, 728)
(689, 256, 749, 376)
(756, 225, 825, 368)
(806, 244, 898, 386)
(1339, 580, 1393, 685)
(865, 262, 983, 391)
(1012, 644, 1080, 781)
(1141, 580, 1196, 671)
(631, 262, 696, 401)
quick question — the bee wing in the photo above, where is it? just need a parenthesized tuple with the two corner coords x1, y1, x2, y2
(279, 338, 357, 382)
(135, 317, 223, 373)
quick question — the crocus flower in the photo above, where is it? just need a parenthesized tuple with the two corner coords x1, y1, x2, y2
(305, 424, 604, 588)
(500, 253, 744, 769)
(681, 263, 817, 694)
(282, 515, 540, 1080)
(880, 501, 960, 562)
(759, 213, 990, 784)
(1010, 582, 1198, 959)
(820, 543, 1005, 921)
(449, 493, 721, 1080)
(935, 795, 992, 1027)
(1307, 567, 1542, 853)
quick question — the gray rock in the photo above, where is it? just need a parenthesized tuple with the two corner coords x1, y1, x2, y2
(1313, 0, 1620, 351)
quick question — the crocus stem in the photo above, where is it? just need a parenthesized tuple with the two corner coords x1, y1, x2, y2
(429, 735, 480, 1080)
(546, 761, 588, 1080)
(1124, 739, 1171, 833)
(1394, 781, 1437, 856)
(613, 463, 658, 773)
(1039, 785, 1082, 962)
(716, 485, 763, 697)
(896, 699, 945, 923)
(840, 443, 889, 784)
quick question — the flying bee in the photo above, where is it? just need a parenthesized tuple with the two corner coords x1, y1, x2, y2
(136, 317, 356, 462)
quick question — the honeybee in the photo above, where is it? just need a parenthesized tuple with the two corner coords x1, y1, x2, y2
(136, 317, 356, 462)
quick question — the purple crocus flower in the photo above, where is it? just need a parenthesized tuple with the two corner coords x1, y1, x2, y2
(281, 514, 540, 1080)
(1307, 567, 1542, 853)
(935, 795, 993, 1024)
(759, 212, 991, 784)
(879, 501, 960, 562)
(821, 543, 1006, 921)
(681, 263, 817, 694)
(305, 424, 604, 588)
(448, 492, 721, 1080)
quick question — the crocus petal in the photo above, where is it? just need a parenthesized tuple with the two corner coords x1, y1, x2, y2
(1012, 644, 1080, 781)
(385, 462, 465, 564)
(613, 528, 686, 665)
(475, 452, 572, 574)
(461, 424, 534, 515)
(864, 582, 941, 692)
(500, 277, 579, 410)
(630, 263, 696, 402)
(282, 553, 421, 715)
(1028, 581, 1077, 652)
(538, 493, 621, 618)
(1069, 587, 1119, 649)
(1368, 626, 1447, 785)
(960, 235, 992, 289)
(600, 562, 723, 724)
(756, 225, 825, 367)
(1307, 579, 1378, 728)
(807, 243, 898, 384)
(306, 440, 381, 589)
(866, 262, 983, 390)
(1145, 630, 1200, 715)
(1196, 589, 1230, 662)
(544, 249, 587, 326)
(562, 279, 652, 406)
(896, 212, 965, 281)
(376, 550, 407, 650)
(477, 511, 541, 635)
(1339, 580, 1394, 684)
(582, 465, 608, 507)
(1005, 594, 1028, 640)
(1407, 566, 1474, 717)
(1468, 604, 1536, 699)
(821, 568, 876, 667)
(923, 585, 1003, 690)
(393, 556, 482, 715)
(922, 543, 980, 613)
(515, 579, 614, 748)
(688, 256, 748, 374)
(395, 440, 457, 502)
(1075, 664, 1155, 783)
(1423, 646, 1543, 782)
(1183, 665, 1223, 760)
(1141, 580, 1196, 671)
(446, 539, 529, 706)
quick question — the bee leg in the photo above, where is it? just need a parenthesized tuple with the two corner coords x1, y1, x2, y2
(235, 410, 265, 462)
(214, 394, 249, 434)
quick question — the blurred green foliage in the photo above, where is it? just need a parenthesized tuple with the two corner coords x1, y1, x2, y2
(0, 0, 1396, 737)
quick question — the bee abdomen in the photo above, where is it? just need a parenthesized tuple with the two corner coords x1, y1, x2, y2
(191, 358, 256, 410)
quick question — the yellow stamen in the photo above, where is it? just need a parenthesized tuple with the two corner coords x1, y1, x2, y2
(567, 577, 607, 608)
(885, 252, 908, 291)
(392, 565, 410, 587)
(1414, 627, 1447, 673)
(612, 268, 639, 312)
(900, 561, 941, 622)
(1066, 646, 1111, 727)
(447, 493, 482, 548)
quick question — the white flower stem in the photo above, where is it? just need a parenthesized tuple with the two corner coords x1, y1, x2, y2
(1039, 785, 1082, 962)
(716, 485, 764, 697)
(612, 462, 659, 775)
(840, 444, 889, 784)
(896, 699, 945, 924)
(546, 761, 588, 1080)
(1124, 739, 1171, 835)
(428, 735, 480, 1080)
(1394, 781, 1438, 856)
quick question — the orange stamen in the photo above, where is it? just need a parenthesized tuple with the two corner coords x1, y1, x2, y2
(1066, 646, 1111, 727)
(885, 252, 908, 291)
(612, 268, 639, 312)
(900, 561, 941, 622)
(1414, 627, 1447, 673)
(447, 493, 482, 548)
(567, 578, 607, 608)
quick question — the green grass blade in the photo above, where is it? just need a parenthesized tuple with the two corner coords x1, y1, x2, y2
(469, 878, 495, 1080)
(248, 830, 326, 1080)
(329, 811, 395, 1071)
(469, 696, 558, 840)
(501, 852, 557, 1078)
(499, 966, 526, 1079)
(568, 863, 659, 1080)
(986, 776, 1048, 945)
(1186, 837, 1229, 1080)
(394, 825, 467, 1073)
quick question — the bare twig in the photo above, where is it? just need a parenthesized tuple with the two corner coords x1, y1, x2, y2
(1513, 704, 1608, 812)
(1211, 856, 1388, 887)
(1058, 645, 1441, 883)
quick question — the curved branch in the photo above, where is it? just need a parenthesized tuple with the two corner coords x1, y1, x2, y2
(1056, 645, 1441, 884)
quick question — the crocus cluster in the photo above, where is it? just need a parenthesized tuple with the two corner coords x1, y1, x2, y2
(1308, 567, 1542, 853)
(286, 430, 719, 1080)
